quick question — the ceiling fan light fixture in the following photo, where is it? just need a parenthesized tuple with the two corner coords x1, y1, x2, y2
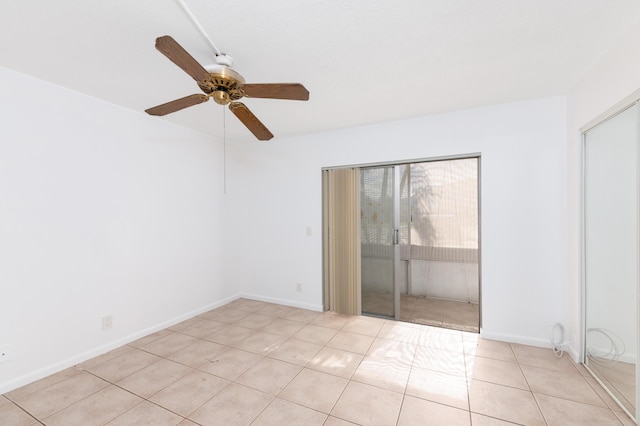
(212, 90, 231, 105)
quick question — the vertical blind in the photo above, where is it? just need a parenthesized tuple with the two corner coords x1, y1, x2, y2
(322, 168, 361, 315)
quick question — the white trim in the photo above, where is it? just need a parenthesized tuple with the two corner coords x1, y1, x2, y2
(240, 293, 324, 312)
(480, 331, 580, 363)
(479, 331, 552, 348)
(322, 152, 482, 171)
(581, 131, 587, 364)
(0, 295, 239, 394)
(566, 344, 580, 364)
(636, 97, 640, 416)
(585, 350, 636, 364)
(584, 363, 636, 423)
(580, 88, 640, 133)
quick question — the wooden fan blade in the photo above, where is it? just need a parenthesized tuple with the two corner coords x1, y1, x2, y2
(155, 36, 211, 83)
(241, 83, 309, 101)
(229, 102, 274, 141)
(145, 94, 208, 116)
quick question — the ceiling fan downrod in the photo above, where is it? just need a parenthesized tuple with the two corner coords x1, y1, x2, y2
(175, 0, 221, 57)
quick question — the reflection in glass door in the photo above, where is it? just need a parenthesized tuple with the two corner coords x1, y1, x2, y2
(360, 166, 400, 318)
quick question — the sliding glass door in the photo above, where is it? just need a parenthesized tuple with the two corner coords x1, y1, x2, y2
(360, 166, 400, 318)
(324, 156, 480, 329)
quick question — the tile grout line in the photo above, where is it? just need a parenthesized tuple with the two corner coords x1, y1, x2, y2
(513, 343, 629, 422)
(461, 335, 473, 421)
(243, 307, 359, 425)
(183, 307, 344, 423)
(8, 300, 629, 425)
(10, 368, 116, 425)
(81, 342, 254, 426)
(81, 369, 192, 425)
(5, 398, 44, 426)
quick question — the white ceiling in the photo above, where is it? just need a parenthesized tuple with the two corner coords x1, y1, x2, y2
(2, 1, 639, 143)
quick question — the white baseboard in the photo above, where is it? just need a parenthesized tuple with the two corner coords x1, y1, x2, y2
(0, 294, 240, 395)
(240, 293, 323, 312)
(586, 347, 636, 364)
(566, 344, 580, 363)
(480, 330, 584, 363)
(479, 331, 553, 349)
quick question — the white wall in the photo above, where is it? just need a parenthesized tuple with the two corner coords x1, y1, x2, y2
(233, 96, 569, 347)
(12, 26, 637, 388)
(566, 18, 640, 361)
(410, 260, 479, 303)
(0, 68, 238, 393)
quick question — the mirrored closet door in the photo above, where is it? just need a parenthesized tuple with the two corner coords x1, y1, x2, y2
(583, 100, 639, 421)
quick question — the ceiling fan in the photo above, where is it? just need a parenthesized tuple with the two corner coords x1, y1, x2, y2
(145, 35, 309, 140)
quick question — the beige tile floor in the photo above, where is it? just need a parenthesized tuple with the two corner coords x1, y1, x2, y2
(1, 298, 635, 425)
(401, 295, 479, 333)
(363, 291, 480, 333)
(587, 357, 636, 415)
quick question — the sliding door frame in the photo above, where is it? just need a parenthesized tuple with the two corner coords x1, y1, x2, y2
(323, 152, 482, 326)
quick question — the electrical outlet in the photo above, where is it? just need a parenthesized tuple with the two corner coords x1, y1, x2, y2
(0, 346, 10, 364)
(102, 315, 113, 331)
(296, 283, 302, 292)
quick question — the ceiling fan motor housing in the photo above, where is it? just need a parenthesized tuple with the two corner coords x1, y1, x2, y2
(200, 63, 245, 105)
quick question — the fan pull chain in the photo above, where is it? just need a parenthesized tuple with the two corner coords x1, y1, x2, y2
(175, 0, 221, 56)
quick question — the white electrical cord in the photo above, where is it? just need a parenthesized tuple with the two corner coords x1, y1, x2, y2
(586, 328, 625, 367)
(175, 0, 221, 56)
(550, 322, 567, 357)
